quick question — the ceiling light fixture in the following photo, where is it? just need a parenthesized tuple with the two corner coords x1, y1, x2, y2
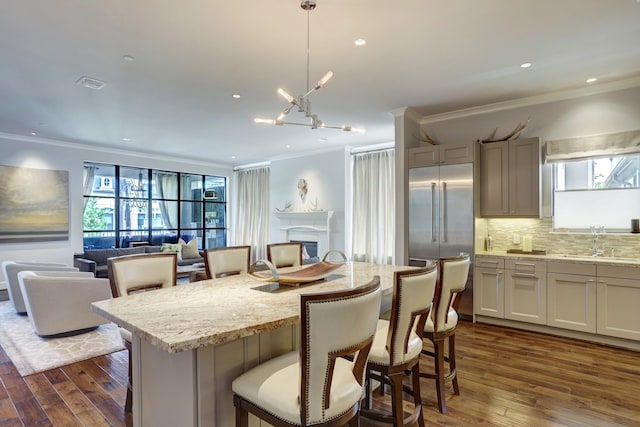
(586, 77, 598, 83)
(520, 62, 532, 68)
(254, 0, 364, 133)
(355, 38, 367, 46)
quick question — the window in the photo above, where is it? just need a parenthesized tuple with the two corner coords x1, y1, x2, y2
(553, 154, 640, 232)
(82, 163, 227, 249)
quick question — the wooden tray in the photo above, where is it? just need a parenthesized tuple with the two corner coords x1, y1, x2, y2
(249, 252, 346, 286)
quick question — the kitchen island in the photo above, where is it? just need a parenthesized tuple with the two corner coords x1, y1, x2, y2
(91, 261, 416, 427)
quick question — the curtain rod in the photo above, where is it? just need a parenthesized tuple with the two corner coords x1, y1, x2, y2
(233, 161, 271, 172)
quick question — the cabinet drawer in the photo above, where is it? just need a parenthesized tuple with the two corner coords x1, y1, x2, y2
(505, 259, 546, 275)
(475, 257, 504, 269)
(548, 261, 596, 276)
(597, 264, 640, 281)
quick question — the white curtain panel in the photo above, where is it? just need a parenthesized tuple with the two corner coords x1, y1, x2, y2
(351, 149, 395, 264)
(234, 167, 270, 262)
(157, 173, 178, 229)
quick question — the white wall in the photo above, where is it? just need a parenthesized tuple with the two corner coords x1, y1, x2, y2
(269, 150, 347, 253)
(0, 133, 233, 280)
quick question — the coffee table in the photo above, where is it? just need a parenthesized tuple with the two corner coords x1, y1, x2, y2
(176, 264, 206, 282)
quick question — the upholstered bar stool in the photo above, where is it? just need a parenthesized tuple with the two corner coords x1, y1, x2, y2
(420, 254, 470, 413)
(107, 252, 177, 413)
(267, 242, 302, 268)
(204, 245, 251, 278)
(232, 277, 382, 427)
(361, 265, 438, 427)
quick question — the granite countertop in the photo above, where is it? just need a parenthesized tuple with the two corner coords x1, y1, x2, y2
(475, 251, 640, 266)
(91, 262, 417, 354)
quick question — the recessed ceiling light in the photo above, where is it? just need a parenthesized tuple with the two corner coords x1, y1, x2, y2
(319, 137, 328, 142)
(520, 62, 532, 69)
(123, 55, 134, 62)
(232, 94, 241, 99)
(122, 137, 131, 142)
(586, 77, 598, 83)
(231, 155, 236, 159)
(354, 38, 366, 47)
(30, 132, 37, 136)
(286, 145, 291, 149)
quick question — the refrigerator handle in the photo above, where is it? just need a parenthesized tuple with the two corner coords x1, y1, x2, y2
(442, 181, 447, 242)
(431, 182, 437, 242)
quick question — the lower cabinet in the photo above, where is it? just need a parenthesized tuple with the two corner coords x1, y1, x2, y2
(474, 255, 640, 344)
(597, 265, 640, 340)
(474, 257, 504, 318)
(505, 259, 547, 325)
(547, 262, 597, 333)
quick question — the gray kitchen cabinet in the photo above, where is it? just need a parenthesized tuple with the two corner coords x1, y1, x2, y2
(480, 137, 540, 217)
(547, 262, 597, 333)
(474, 256, 505, 318)
(597, 264, 640, 340)
(407, 141, 473, 168)
(505, 259, 547, 325)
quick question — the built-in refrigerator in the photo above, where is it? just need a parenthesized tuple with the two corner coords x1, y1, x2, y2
(408, 162, 474, 318)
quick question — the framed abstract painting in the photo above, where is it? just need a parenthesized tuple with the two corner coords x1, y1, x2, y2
(0, 165, 69, 242)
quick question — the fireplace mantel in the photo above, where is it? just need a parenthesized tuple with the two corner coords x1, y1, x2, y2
(274, 211, 334, 257)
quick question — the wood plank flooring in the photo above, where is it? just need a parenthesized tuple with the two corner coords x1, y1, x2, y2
(0, 320, 639, 426)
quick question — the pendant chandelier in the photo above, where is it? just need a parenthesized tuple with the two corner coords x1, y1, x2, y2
(254, 0, 364, 133)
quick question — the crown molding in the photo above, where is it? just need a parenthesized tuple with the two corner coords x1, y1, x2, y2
(0, 131, 231, 169)
(420, 76, 640, 124)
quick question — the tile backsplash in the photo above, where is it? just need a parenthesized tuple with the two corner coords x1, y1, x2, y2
(476, 217, 640, 258)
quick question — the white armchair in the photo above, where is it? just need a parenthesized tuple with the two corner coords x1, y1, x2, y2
(2, 261, 78, 314)
(17, 270, 112, 337)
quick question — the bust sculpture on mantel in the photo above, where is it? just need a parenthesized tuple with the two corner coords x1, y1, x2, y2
(275, 178, 323, 212)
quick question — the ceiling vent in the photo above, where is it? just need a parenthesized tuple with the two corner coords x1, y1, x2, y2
(76, 76, 107, 90)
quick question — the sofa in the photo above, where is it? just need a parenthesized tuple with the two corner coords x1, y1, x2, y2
(74, 245, 204, 278)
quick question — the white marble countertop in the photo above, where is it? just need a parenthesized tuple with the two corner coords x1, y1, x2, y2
(91, 262, 417, 354)
(475, 251, 640, 266)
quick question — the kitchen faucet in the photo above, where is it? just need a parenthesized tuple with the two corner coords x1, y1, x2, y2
(591, 225, 605, 256)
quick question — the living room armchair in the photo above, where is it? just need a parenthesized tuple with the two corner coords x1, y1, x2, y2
(17, 270, 112, 337)
(2, 261, 78, 314)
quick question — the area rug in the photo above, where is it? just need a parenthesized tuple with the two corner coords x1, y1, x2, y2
(0, 300, 124, 376)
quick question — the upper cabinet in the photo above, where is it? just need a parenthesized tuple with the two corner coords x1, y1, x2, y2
(407, 141, 474, 168)
(480, 137, 541, 217)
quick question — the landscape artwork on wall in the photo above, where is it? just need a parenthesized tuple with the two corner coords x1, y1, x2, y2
(0, 165, 69, 243)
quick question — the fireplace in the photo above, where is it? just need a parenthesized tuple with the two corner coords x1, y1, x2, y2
(290, 240, 318, 258)
(274, 211, 334, 258)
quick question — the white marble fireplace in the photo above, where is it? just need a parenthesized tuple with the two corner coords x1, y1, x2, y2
(274, 211, 334, 258)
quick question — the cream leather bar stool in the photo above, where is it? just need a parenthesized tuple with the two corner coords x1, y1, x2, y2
(204, 245, 251, 279)
(107, 252, 177, 414)
(266, 242, 302, 268)
(420, 254, 470, 413)
(232, 277, 382, 427)
(361, 265, 438, 427)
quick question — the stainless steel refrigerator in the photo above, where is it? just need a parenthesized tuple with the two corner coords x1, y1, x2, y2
(408, 162, 474, 318)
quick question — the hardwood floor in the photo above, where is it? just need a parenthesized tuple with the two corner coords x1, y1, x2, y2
(1, 320, 639, 426)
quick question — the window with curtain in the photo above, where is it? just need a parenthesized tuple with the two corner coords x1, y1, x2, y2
(547, 130, 640, 232)
(82, 162, 227, 249)
(351, 149, 395, 264)
(234, 166, 270, 262)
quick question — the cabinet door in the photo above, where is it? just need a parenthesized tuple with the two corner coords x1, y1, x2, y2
(508, 137, 540, 216)
(474, 266, 504, 318)
(480, 141, 509, 216)
(440, 142, 474, 165)
(407, 146, 439, 168)
(547, 273, 597, 333)
(505, 264, 547, 325)
(597, 276, 640, 340)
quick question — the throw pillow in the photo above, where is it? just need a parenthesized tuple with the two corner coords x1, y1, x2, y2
(161, 243, 182, 261)
(179, 238, 200, 259)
